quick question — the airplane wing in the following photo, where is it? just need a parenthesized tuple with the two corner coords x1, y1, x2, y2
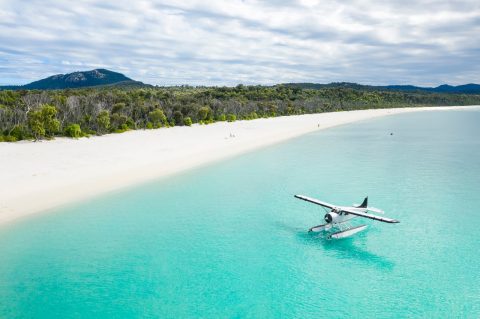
(294, 195, 335, 209)
(341, 208, 399, 223)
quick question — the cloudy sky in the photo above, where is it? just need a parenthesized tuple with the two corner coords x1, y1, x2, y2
(0, 0, 479, 86)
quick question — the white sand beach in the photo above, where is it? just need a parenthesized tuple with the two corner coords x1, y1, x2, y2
(0, 106, 478, 226)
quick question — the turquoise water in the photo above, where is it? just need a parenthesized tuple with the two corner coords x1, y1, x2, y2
(1, 110, 480, 318)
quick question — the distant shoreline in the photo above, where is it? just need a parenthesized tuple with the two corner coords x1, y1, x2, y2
(1, 105, 479, 227)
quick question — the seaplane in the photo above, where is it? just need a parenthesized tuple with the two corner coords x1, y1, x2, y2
(294, 195, 399, 239)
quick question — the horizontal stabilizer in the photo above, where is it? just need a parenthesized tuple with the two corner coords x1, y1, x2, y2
(367, 207, 384, 214)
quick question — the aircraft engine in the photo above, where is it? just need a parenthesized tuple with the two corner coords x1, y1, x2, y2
(324, 212, 340, 223)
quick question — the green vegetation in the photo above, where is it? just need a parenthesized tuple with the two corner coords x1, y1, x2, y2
(65, 124, 82, 138)
(96, 110, 110, 134)
(184, 117, 192, 126)
(27, 104, 60, 140)
(1, 85, 479, 141)
(226, 114, 237, 122)
(148, 109, 167, 128)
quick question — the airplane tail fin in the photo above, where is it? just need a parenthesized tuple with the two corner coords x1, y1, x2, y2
(358, 197, 368, 208)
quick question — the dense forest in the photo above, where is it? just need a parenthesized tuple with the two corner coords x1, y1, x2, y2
(1, 85, 479, 141)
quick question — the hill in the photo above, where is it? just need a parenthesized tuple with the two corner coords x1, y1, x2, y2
(1, 69, 146, 90)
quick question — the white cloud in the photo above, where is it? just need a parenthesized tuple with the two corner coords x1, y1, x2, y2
(0, 0, 479, 86)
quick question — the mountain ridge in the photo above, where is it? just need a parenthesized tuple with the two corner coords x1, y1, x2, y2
(282, 82, 480, 94)
(0, 69, 145, 90)
(1, 69, 479, 94)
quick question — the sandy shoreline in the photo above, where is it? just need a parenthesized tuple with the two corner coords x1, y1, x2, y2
(1, 105, 478, 226)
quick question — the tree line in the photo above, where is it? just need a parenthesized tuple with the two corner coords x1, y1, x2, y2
(1, 85, 479, 141)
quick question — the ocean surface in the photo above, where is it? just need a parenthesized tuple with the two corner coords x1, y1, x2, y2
(1, 109, 479, 318)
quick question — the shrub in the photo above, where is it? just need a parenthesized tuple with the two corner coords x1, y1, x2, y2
(9, 125, 27, 140)
(112, 102, 126, 114)
(126, 117, 135, 129)
(203, 119, 214, 124)
(28, 110, 46, 140)
(267, 103, 277, 117)
(146, 122, 153, 129)
(184, 117, 192, 126)
(110, 113, 128, 131)
(217, 114, 226, 121)
(41, 105, 60, 136)
(65, 124, 82, 138)
(85, 129, 95, 136)
(96, 110, 110, 133)
(198, 106, 211, 121)
(4, 135, 17, 142)
(114, 124, 129, 133)
(226, 114, 236, 122)
(173, 111, 183, 126)
(148, 109, 167, 127)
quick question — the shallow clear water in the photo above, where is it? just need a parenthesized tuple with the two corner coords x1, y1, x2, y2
(1, 110, 479, 318)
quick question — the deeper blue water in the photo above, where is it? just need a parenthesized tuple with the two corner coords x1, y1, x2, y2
(1, 110, 479, 318)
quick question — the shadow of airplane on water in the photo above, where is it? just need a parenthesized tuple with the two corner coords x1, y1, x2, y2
(275, 221, 395, 270)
